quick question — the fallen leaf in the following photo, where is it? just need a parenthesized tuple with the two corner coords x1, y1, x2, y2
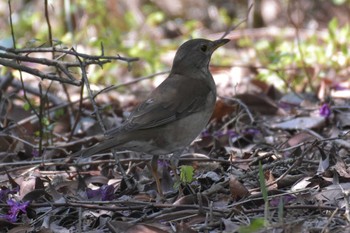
(229, 175, 249, 201)
(271, 116, 326, 130)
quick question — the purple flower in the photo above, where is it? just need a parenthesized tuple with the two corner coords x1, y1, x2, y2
(86, 188, 100, 199)
(227, 130, 238, 138)
(213, 130, 238, 138)
(8, 199, 29, 213)
(100, 185, 115, 201)
(31, 149, 40, 157)
(213, 131, 225, 137)
(319, 103, 331, 118)
(242, 128, 260, 136)
(86, 185, 115, 201)
(0, 199, 30, 223)
(0, 212, 17, 223)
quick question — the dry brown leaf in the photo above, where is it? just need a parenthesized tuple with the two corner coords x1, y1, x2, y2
(287, 131, 316, 147)
(176, 221, 197, 233)
(17, 176, 36, 199)
(173, 194, 209, 206)
(229, 175, 249, 201)
(235, 93, 284, 115)
(265, 170, 278, 191)
(210, 98, 237, 122)
(313, 183, 350, 207)
(7, 224, 34, 233)
(332, 155, 350, 179)
(277, 174, 305, 189)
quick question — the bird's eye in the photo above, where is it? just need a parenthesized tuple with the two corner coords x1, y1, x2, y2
(200, 44, 208, 52)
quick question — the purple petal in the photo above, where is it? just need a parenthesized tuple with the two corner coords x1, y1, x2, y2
(201, 130, 212, 137)
(242, 128, 260, 135)
(7, 200, 30, 214)
(319, 103, 331, 118)
(101, 185, 115, 201)
(86, 188, 101, 199)
(31, 149, 40, 157)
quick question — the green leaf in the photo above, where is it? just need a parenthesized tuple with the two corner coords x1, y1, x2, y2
(238, 218, 265, 233)
(258, 162, 267, 202)
(258, 161, 269, 226)
(23, 102, 31, 111)
(328, 18, 338, 41)
(41, 117, 50, 127)
(146, 12, 165, 26)
(179, 165, 194, 184)
(332, 0, 347, 5)
(54, 108, 65, 118)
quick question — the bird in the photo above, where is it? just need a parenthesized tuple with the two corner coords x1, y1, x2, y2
(75, 38, 230, 195)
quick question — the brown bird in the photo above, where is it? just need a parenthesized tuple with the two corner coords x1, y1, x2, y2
(76, 38, 229, 194)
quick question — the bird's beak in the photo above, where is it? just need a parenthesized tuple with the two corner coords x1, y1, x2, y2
(211, 38, 230, 52)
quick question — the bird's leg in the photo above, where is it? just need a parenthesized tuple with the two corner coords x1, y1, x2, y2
(170, 151, 181, 181)
(112, 149, 133, 190)
(170, 151, 184, 195)
(151, 155, 163, 197)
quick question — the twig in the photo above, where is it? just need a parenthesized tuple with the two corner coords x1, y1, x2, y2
(321, 208, 339, 233)
(2, 46, 138, 63)
(7, 0, 16, 50)
(218, 96, 255, 124)
(69, 80, 85, 140)
(38, 83, 44, 157)
(220, 3, 253, 39)
(0, 57, 80, 85)
(44, 0, 53, 48)
(287, 1, 315, 92)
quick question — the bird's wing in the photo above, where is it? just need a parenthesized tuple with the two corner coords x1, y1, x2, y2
(106, 73, 214, 135)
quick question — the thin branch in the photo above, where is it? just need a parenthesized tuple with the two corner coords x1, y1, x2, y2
(0, 58, 79, 85)
(220, 3, 253, 39)
(7, 0, 16, 49)
(44, 0, 53, 48)
(0, 45, 138, 85)
(287, 1, 315, 92)
(38, 83, 44, 157)
(1, 46, 139, 63)
(74, 48, 106, 133)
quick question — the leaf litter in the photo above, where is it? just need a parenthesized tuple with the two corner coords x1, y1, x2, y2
(1, 39, 350, 233)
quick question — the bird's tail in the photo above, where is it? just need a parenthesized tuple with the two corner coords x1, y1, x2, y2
(70, 135, 123, 158)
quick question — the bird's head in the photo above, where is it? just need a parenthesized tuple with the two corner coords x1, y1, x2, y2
(172, 38, 229, 73)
